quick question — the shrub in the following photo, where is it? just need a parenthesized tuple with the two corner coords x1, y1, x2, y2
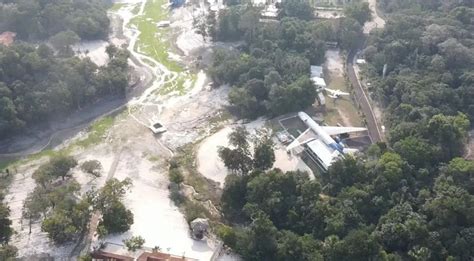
(81, 160, 102, 177)
(123, 236, 145, 252)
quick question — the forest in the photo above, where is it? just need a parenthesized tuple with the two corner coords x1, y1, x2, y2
(206, 0, 370, 119)
(212, 0, 474, 260)
(365, 0, 474, 158)
(0, 43, 130, 139)
(0, 0, 112, 41)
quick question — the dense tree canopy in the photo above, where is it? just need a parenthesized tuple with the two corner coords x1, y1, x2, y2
(364, 1, 473, 152)
(220, 152, 474, 260)
(208, 2, 364, 119)
(0, 43, 130, 139)
(95, 178, 134, 236)
(0, 0, 112, 41)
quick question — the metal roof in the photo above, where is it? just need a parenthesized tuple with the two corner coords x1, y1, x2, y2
(306, 139, 341, 170)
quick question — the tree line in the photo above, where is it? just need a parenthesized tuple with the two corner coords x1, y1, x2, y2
(0, 0, 112, 41)
(0, 43, 130, 139)
(204, 0, 370, 119)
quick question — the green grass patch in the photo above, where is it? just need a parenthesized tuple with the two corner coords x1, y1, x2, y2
(110, 2, 128, 12)
(17, 116, 116, 167)
(131, 0, 182, 72)
(75, 116, 115, 148)
(208, 110, 232, 125)
(323, 72, 362, 126)
(131, 4, 141, 15)
(0, 159, 16, 172)
(173, 143, 221, 204)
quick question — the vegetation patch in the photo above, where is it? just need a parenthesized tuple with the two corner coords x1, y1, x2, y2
(76, 116, 116, 148)
(110, 3, 128, 12)
(172, 143, 222, 204)
(323, 72, 362, 126)
(128, 0, 196, 96)
(130, 0, 181, 72)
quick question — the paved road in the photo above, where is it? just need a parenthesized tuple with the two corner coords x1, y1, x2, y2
(346, 0, 386, 143)
(347, 50, 382, 143)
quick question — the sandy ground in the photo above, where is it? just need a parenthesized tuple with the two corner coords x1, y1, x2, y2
(196, 127, 232, 187)
(172, 1, 208, 57)
(315, 10, 343, 19)
(325, 49, 344, 77)
(73, 40, 110, 66)
(364, 0, 386, 34)
(101, 149, 215, 260)
(196, 119, 313, 187)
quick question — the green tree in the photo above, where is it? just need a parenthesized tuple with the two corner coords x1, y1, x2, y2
(340, 229, 382, 260)
(41, 210, 79, 244)
(276, 231, 323, 261)
(423, 177, 474, 228)
(219, 127, 253, 174)
(123, 236, 145, 252)
(441, 157, 474, 193)
(375, 203, 429, 252)
(267, 76, 316, 116)
(169, 168, 184, 185)
(427, 113, 469, 161)
(94, 178, 132, 211)
(99, 201, 134, 235)
(344, 2, 373, 25)
(221, 174, 249, 221)
(80, 160, 102, 177)
(281, 0, 314, 20)
(0, 245, 18, 261)
(0, 203, 13, 244)
(393, 136, 439, 168)
(50, 30, 80, 56)
(252, 131, 275, 171)
(239, 212, 278, 261)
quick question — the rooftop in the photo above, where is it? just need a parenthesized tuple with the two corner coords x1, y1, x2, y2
(92, 242, 198, 261)
(311, 77, 327, 88)
(310, 65, 324, 78)
(306, 139, 341, 170)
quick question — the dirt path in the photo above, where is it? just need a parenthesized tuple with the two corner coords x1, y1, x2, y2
(364, 0, 386, 34)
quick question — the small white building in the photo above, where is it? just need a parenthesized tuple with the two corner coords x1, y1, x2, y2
(311, 65, 324, 78)
(261, 4, 279, 18)
(317, 92, 326, 106)
(311, 76, 327, 89)
(305, 139, 342, 171)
